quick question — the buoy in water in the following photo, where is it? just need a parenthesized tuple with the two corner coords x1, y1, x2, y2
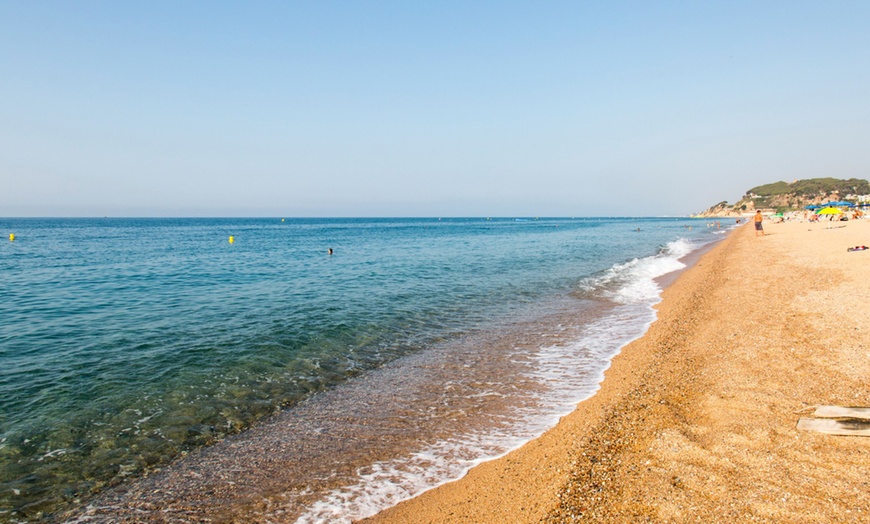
(9, 233, 14, 241)
(228, 236, 234, 244)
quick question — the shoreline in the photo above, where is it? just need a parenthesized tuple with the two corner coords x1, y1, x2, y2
(54, 222, 711, 523)
(363, 219, 870, 522)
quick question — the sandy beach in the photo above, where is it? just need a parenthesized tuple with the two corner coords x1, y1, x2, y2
(363, 219, 870, 523)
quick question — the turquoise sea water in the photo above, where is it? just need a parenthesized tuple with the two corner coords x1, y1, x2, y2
(0, 217, 727, 522)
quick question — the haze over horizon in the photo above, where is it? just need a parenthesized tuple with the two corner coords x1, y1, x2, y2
(2, 1, 869, 217)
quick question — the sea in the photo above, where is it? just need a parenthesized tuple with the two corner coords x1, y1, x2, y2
(0, 217, 730, 523)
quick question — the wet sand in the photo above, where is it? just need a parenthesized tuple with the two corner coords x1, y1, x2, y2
(363, 219, 870, 523)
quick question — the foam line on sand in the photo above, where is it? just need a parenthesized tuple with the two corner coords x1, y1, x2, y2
(363, 219, 870, 523)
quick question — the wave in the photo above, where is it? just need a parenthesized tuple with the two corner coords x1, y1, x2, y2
(576, 238, 694, 304)
(291, 238, 706, 523)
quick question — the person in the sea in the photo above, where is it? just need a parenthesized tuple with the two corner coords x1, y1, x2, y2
(754, 210, 764, 236)
(327, 248, 333, 255)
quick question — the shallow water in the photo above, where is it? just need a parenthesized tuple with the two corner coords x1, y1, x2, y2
(0, 217, 725, 521)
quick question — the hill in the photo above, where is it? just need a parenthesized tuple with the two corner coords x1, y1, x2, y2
(695, 178, 870, 217)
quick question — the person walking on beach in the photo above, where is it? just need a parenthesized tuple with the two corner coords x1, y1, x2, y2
(754, 210, 764, 237)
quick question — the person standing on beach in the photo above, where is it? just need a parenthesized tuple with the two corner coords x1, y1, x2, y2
(754, 210, 764, 236)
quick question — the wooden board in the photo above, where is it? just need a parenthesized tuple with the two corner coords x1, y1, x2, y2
(814, 405, 870, 420)
(797, 417, 870, 436)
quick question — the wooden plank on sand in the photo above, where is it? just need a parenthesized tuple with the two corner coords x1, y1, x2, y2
(797, 417, 870, 437)
(813, 405, 870, 420)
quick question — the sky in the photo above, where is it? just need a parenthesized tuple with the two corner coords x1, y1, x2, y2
(1, 1, 869, 217)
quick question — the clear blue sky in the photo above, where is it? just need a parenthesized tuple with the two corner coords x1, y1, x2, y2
(2, 1, 868, 217)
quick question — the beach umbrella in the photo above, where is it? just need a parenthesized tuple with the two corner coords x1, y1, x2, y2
(805, 205, 820, 210)
(816, 207, 843, 215)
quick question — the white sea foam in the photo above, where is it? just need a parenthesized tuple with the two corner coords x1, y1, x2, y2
(596, 238, 695, 325)
(581, 238, 692, 305)
(292, 238, 703, 524)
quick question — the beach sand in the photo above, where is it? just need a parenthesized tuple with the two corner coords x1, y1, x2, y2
(362, 219, 870, 523)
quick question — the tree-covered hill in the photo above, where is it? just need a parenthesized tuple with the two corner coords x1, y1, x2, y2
(695, 178, 870, 217)
(747, 178, 869, 199)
